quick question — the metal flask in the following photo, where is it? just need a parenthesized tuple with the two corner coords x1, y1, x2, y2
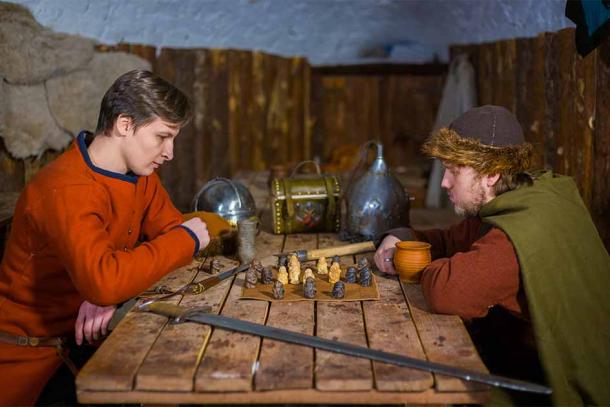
(342, 142, 410, 242)
(192, 177, 256, 226)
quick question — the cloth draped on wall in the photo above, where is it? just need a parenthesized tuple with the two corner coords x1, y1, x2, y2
(425, 53, 477, 208)
(480, 171, 610, 406)
(566, 0, 610, 56)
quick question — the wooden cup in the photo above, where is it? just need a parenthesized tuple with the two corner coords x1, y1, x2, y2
(393, 241, 432, 283)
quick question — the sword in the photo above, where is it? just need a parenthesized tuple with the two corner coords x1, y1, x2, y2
(138, 263, 250, 304)
(139, 302, 552, 395)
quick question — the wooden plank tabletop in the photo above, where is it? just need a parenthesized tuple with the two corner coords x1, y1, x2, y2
(76, 171, 489, 405)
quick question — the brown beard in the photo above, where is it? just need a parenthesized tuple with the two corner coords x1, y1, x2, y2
(453, 179, 487, 217)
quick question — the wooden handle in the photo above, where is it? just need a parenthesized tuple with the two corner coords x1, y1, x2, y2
(145, 302, 187, 318)
(306, 241, 376, 261)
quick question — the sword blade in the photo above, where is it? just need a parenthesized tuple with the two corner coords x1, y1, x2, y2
(198, 263, 250, 290)
(144, 303, 551, 395)
(215, 262, 250, 281)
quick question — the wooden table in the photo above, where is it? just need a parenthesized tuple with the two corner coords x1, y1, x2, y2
(76, 172, 488, 405)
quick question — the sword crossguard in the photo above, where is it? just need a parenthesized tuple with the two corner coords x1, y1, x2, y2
(169, 306, 213, 324)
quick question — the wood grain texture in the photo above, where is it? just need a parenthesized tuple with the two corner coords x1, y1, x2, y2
(77, 263, 200, 391)
(0, 192, 19, 227)
(401, 283, 488, 392)
(546, 29, 596, 207)
(228, 50, 253, 175)
(134, 257, 238, 391)
(516, 35, 548, 170)
(493, 39, 517, 113)
(203, 49, 230, 179)
(315, 233, 373, 391)
(251, 52, 267, 171)
(155, 48, 197, 211)
(311, 72, 443, 169)
(477, 42, 495, 106)
(254, 233, 316, 390)
(0, 139, 25, 193)
(194, 271, 268, 392)
(358, 253, 433, 392)
(264, 54, 291, 166)
(194, 231, 281, 392)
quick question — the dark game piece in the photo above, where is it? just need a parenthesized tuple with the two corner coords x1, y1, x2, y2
(357, 257, 369, 269)
(272, 280, 285, 299)
(331, 255, 340, 265)
(210, 259, 221, 274)
(303, 277, 317, 299)
(245, 264, 258, 288)
(332, 281, 346, 299)
(345, 266, 357, 283)
(359, 266, 372, 287)
(261, 266, 274, 284)
(278, 255, 288, 268)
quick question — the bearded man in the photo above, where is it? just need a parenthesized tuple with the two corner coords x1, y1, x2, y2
(374, 105, 610, 406)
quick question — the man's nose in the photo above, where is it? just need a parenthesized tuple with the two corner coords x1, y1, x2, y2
(440, 169, 451, 189)
(162, 140, 174, 161)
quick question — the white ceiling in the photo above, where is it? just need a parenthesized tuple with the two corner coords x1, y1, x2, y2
(8, 0, 573, 65)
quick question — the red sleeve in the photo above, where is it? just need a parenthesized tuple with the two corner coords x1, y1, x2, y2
(37, 183, 196, 306)
(413, 217, 485, 259)
(419, 227, 522, 319)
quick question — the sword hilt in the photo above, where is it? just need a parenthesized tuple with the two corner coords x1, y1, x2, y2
(140, 302, 185, 317)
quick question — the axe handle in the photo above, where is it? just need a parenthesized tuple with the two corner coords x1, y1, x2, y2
(306, 241, 376, 261)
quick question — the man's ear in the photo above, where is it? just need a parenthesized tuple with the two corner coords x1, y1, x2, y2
(114, 115, 133, 137)
(486, 173, 501, 187)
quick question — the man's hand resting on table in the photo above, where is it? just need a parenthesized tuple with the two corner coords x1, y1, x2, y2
(374, 235, 401, 275)
(75, 301, 116, 345)
(182, 217, 211, 250)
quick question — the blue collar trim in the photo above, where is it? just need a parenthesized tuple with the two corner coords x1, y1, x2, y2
(77, 131, 138, 184)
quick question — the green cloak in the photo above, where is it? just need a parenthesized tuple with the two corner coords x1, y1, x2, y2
(480, 171, 610, 406)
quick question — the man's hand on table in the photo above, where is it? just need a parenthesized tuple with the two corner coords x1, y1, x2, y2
(75, 301, 116, 345)
(374, 235, 401, 275)
(182, 217, 211, 250)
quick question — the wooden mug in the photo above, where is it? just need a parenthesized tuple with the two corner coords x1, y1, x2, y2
(393, 241, 431, 283)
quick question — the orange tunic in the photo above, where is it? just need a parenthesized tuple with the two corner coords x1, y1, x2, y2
(0, 132, 198, 405)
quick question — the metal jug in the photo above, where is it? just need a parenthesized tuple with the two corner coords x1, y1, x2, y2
(192, 177, 256, 227)
(341, 141, 410, 242)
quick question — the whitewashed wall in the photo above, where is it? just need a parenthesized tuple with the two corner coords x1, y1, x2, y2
(7, 0, 573, 65)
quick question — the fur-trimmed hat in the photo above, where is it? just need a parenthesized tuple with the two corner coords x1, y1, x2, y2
(422, 105, 533, 175)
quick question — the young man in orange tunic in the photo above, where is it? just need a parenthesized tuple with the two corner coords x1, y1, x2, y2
(0, 69, 210, 405)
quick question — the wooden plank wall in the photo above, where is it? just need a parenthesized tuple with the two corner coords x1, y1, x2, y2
(0, 43, 444, 213)
(451, 27, 610, 249)
(310, 69, 445, 168)
(111, 44, 311, 211)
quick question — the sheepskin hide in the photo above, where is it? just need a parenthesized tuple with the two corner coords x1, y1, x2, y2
(2, 83, 71, 159)
(0, 2, 150, 158)
(47, 53, 152, 136)
(0, 2, 95, 85)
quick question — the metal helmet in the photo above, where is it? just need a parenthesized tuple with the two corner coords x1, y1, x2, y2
(192, 177, 256, 226)
(341, 142, 410, 242)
